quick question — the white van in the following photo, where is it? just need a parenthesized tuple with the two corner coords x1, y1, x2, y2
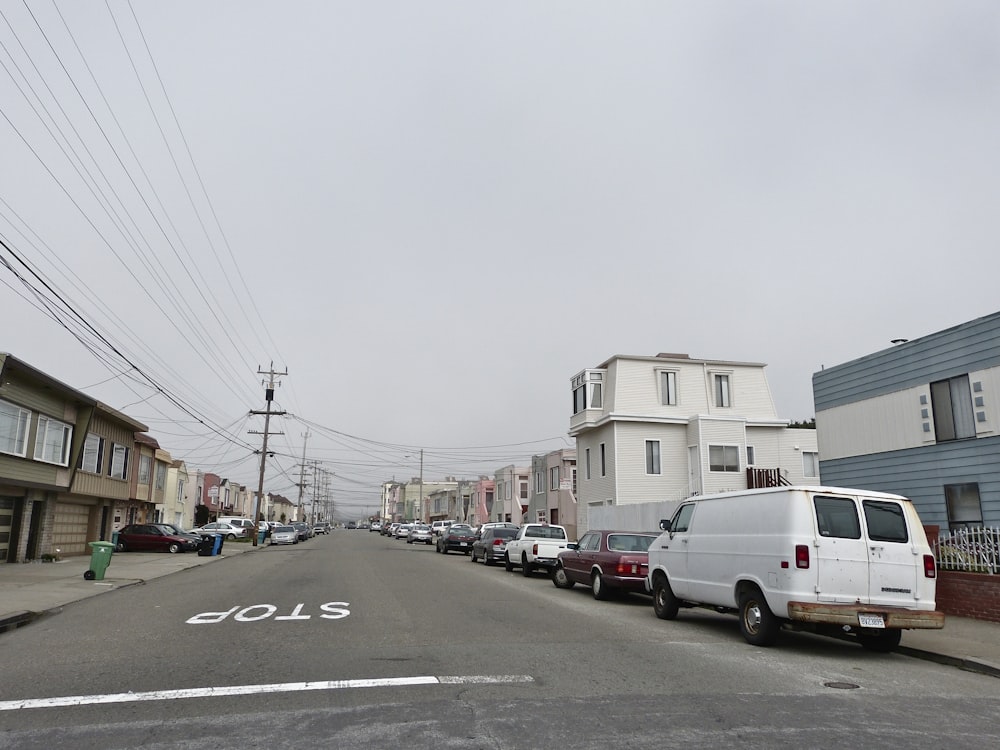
(646, 486, 944, 651)
(218, 517, 256, 532)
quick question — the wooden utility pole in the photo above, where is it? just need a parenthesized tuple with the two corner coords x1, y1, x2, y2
(249, 363, 287, 546)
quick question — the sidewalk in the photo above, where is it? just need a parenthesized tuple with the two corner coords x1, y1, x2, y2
(0, 541, 258, 632)
(1, 547, 999, 678)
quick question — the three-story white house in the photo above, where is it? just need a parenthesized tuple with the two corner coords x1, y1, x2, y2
(569, 352, 819, 534)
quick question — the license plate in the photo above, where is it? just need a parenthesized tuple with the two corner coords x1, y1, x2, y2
(460, 542, 467, 546)
(858, 613, 885, 628)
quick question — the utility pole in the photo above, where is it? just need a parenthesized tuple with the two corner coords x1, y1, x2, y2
(296, 431, 310, 521)
(249, 362, 287, 546)
(419, 448, 424, 523)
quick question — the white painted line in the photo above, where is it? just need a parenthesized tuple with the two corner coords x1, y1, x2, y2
(0, 675, 535, 711)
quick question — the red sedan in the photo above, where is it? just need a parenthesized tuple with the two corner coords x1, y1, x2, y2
(552, 530, 658, 600)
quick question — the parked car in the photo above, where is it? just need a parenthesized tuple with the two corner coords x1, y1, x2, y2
(370, 521, 383, 533)
(193, 521, 248, 540)
(431, 520, 454, 536)
(218, 517, 256, 533)
(552, 530, 658, 599)
(346, 521, 358, 529)
(470, 527, 518, 565)
(161, 524, 204, 545)
(394, 523, 413, 540)
(437, 524, 477, 554)
(116, 524, 200, 553)
(269, 525, 298, 545)
(291, 522, 311, 541)
(477, 522, 519, 537)
(385, 523, 400, 537)
(313, 522, 330, 535)
(407, 524, 434, 545)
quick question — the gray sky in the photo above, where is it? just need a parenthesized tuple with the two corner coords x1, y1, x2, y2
(2, 1, 998, 517)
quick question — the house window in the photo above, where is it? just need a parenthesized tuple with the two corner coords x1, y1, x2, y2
(0, 399, 30, 457)
(535, 471, 544, 493)
(600, 443, 607, 477)
(802, 451, 819, 478)
(139, 455, 152, 484)
(520, 480, 528, 500)
(571, 370, 605, 414)
(945, 483, 983, 529)
(709, 445, 739, 472)
(155, 462, 166, 490)
(506, 481, 512, 500)
(109, 443, 129, 479)
(571, 467, 577, 494)
(658, 370, 678, 406)
(177, 479, 185, 505)
(549, 466, 560, 490)
(80, 433, 104, 473)
(585, 448, 591, 480)
(713, 374, 731, 408)
(34, 415, 72, 466)
(931, 375, 975, 442)
(645, 440, 661, 475)
(746, 446, 755, 466)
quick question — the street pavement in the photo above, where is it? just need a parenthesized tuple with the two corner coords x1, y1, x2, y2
(1, 540, 999, 679)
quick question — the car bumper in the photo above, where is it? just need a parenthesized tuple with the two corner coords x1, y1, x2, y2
(533, 557, 560, 569)
(605, 574, 648, 593)
(787, 602, 945, 630)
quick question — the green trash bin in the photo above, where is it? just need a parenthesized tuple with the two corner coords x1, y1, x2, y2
(85, 541, 115, 581)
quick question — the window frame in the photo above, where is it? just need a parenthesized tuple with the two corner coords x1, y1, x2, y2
(549, 466, 560, 491)
(802, 451, 819, 478)
(109, 443, 129, 480)
(645, 439, 661, 475)
(139, 455, 152, 485)
(585, 448, 591, 480)
(713, 373, 732, 408)
(657, 369, 678, 406)
(945, 483, 983, 529)
(571, 369, 606, 415)
(931, 375, 975, 442)
(708, 444, 739, 473)
(155, 462, 166, 490)
(746, 445, 755, 466)
(33, 415, 72, 466)
(0, 399, 31, 458)
(80, 433, 104, 474)
(599, 443, 607, 477)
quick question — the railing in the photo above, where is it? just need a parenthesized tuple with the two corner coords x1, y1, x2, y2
(745, 468, 792, 489)
(934, 527, 1000, 574)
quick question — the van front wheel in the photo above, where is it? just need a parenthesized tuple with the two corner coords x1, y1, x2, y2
(652, 578, 679, 620)
(738, 590, 779, 646)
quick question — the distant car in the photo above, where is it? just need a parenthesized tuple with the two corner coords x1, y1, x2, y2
(407, 524, 434, 545)
(552, 530, 658, 600)
(382, 523, 397, 537)
(431, 520, 454, 537)
(347, 521, 358, 529)
(269, 525, 298, 545)
(291, 522, 311, 541)
(312, 522, 330, 535)
(394, 523, 413, 540)
(370, 521, 382, 533)
(470, 527, 518, 565)
(116, 524, 200, 553)
(437, 524, 477, 554)
(193, 521, 248, 540)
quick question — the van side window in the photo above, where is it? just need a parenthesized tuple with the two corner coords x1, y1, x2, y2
(813, 496, 861, 539)
(671, 504, 695, 533)
(863, 501, 909, 543)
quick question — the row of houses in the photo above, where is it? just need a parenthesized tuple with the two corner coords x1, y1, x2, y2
(382, 310, 1000, 537)
(0, 353, 297, 563)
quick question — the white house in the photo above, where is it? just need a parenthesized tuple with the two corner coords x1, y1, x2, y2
(569, 352, 819, 533)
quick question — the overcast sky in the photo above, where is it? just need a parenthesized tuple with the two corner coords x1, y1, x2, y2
(2, 1, 998, 517)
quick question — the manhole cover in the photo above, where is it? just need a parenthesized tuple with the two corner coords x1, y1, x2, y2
(824, 681, 861, 690)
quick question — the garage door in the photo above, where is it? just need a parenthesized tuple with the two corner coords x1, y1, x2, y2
(54, 502, 91, 557)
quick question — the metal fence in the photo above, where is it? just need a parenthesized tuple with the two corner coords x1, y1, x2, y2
(933, 527, 1000, 574)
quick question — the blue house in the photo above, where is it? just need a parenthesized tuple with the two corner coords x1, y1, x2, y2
(813, 311, 1000, 530)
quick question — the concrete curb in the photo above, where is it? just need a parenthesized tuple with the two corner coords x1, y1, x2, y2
(897, 645, 1000, 679)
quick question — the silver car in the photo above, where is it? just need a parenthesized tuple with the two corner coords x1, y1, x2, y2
(407, 524, 434, 545)
(269, 525, 298, 545)
(394, 523, 412, 540)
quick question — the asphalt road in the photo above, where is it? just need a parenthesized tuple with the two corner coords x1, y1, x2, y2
(1, 530, 998, 749)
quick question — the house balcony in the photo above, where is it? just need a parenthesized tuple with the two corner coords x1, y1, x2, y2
(746, 468, 791, 489)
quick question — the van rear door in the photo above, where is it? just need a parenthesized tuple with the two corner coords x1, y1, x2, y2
(812, 495, 870, 604)
(861, 499, 919, 609)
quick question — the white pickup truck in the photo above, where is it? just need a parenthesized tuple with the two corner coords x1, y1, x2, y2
(504, 523, 570, 577)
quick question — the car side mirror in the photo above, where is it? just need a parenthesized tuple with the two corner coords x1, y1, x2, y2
(659, 519, 672, 532)
(566, 542, 578, 551)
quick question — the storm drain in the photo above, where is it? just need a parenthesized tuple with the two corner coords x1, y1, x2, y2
(823, 681, 861, 690)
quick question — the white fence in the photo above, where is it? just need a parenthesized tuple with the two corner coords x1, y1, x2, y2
(588, 500, 682, 534)
(933, 527, 1000, 574)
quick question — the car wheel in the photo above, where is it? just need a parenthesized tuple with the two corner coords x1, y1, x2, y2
(406, 539, 412, 544)
(653, 576, 680, 620)
(504, 553, 514, 572)
(738, 589, 780, 647)
(857, 628, 902, 653)
(552, 565, 574, 589)
(521, 554, 532, 577)
(167, 543, 181, 554)
(470, 549, 478, 562)
(116, 540, 127, 552)
(484, 554, 494, 566)
(591, 572, 612, 600)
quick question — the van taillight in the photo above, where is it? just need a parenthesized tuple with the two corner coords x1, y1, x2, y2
(795, 545, 809, 569)
(923, 554, 937, 578)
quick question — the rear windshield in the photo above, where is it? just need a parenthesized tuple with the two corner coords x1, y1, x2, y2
(863, 500, 909, 543)
(526, 526, 566, 540)
(489, 529, 517, 540)
(608, 534, 654, 552)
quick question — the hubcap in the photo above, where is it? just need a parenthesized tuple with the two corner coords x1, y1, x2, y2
(745, 602, 762, 632)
